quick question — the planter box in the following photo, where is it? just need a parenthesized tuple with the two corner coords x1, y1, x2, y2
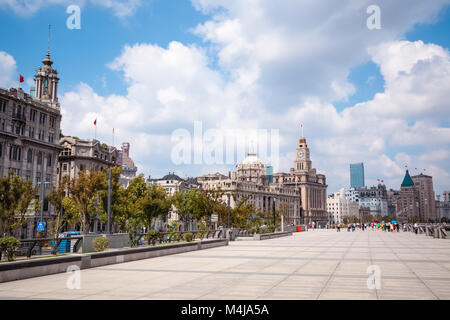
(0, 239, 228, 283)
(253, 232, 293, 241)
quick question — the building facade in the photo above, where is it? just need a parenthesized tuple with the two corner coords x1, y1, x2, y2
(0, 50, 62, 238)
(58, 136, 119, 183)
(411, 173, 437, 221)
(396, 170, 438, 222)
(273, 136, 328, 226)
(350, 162, 365, 189)
(327, 188, 360, 224)
(198, 150, 302, 227)
(345, 185, 388, 217)
(147, 172, 200, 230)
(396, 170, 420, 221)
(436, 191, 450, 221)
(118, 142, 137, 178)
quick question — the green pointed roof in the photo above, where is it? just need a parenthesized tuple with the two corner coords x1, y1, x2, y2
(401, 170, 414, 187)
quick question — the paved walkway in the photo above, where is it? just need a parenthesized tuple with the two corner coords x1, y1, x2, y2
(1, 229, 450, 300)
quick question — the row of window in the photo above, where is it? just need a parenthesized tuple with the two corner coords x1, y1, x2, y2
(2, 119, 56, 143)
(0, 98, 56, 128)
(0, 143, 53, 166)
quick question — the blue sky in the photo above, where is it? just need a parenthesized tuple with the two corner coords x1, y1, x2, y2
(1, 0, 449, 195)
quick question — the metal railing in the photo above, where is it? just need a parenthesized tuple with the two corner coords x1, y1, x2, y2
(136, 229, 224, 245)
(16, 236, 83, 258)
(407, 223, 450, 239)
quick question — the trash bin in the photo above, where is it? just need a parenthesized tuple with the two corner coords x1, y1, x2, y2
(296, 226, 301, 232)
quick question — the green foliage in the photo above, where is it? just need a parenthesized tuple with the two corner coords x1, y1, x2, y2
(65, 169, 104, 234)
(145, 229, 160, 246)
(196, 222, 208, 240)
(0, 236, 21, 262)
(93, 236, 109, 252)
(0, 171, 38, 236)
(168, 222, 180, 241)
(126, 217, 143, 247)
(183, 232, 193, 242)
(141, 185, 172, 231)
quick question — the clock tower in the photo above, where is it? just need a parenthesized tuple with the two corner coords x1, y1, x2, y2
(294, 137, 312, 173)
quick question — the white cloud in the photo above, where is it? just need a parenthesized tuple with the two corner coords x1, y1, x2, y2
(0, 51, 17, 88)
(52, 1, 450, 195)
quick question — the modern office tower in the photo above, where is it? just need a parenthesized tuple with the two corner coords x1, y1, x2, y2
(350, 163, 365, 189)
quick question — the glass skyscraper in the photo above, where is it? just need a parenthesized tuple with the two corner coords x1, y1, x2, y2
(350, 163, 365, 188)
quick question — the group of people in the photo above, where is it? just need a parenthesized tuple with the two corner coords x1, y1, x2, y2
(334, 222, 407, 232)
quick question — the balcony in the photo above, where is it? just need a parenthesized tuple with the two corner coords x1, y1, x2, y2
(12, 112, 27, 123)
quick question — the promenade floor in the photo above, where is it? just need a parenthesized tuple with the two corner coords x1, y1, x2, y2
(1, 229, 449, 300)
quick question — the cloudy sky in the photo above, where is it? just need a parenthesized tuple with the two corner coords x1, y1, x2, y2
(1, 0, 449, 195)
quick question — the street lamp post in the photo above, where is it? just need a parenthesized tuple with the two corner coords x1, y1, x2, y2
(37, 181, 50, 224)
(227, 192, 231, 229)
(107, 168, 112, 234)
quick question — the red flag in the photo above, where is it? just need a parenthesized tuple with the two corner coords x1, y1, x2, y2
(94, 119, 97, 126)
(19, 75, 24, 83)
(235, 165, 238, 168)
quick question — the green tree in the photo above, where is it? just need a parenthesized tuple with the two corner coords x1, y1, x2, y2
(141, 185, 172, 230)
(0, 171, 39, 236)
(66, 169, 104, 234)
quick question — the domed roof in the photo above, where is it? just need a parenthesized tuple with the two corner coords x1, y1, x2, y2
(241, 151, 264, 166)
(162, 172, 183, 181)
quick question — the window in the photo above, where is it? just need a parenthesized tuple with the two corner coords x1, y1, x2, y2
(50, 116, 55, 128)
(27, 149, 32, 163)
(29, 109, 36, 122)
(9, 145, 21, 161)
(36, 172, 41, 184)
(29, 127, 34, 138)
(0, 143, 2, 157)
(47, 154, 52, 167)
(79, 164, 85, 171)
(0, 98, 7, 112)
(48, 133, 54, 143)
(39, 113, 46, 125)
(63, 163, 68, 171)
(37, 152, 42, 165)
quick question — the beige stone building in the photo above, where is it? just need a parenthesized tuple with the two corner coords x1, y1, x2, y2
(0, 50, 62, 238)
(58, 136, 119, 183)
(198, 150, 302, 227)
(273, 136, 328, 226)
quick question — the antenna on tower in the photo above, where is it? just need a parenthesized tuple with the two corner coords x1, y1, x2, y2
(48, 24, 51, 54)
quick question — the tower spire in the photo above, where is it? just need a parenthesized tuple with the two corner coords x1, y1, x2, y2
(48, 24, 51, 54)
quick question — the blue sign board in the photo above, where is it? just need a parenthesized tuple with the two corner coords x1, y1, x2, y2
(37, 221, 45, 232)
